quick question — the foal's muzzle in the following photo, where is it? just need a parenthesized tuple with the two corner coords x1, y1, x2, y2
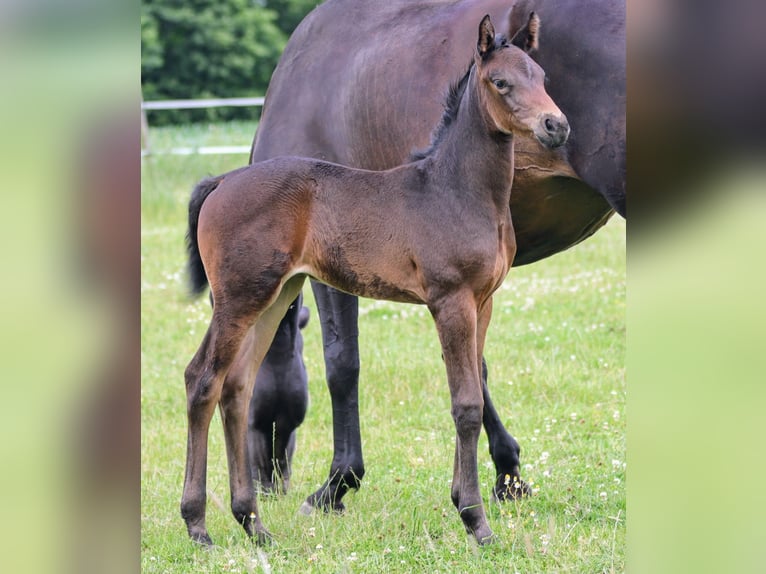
(537, 113, 570, 148)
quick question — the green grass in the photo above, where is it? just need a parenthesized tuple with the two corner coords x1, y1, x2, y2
(141, 122, 625, 573)
(144, 120, 259, 151)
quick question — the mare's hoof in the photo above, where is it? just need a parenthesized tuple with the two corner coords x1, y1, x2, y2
(298, 499, 345, 516)
(329, 501, 345, 514)
(492, 474, 531, 502)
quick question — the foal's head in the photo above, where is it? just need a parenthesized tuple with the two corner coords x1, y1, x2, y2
(474, 13, 569, 148)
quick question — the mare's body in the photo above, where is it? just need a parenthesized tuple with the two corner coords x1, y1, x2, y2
(247, 0, 625, 511)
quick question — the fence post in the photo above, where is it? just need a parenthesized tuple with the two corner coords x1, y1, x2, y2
(141, 99, 151, 155)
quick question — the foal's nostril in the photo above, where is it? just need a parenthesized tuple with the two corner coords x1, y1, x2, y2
(538, 114, 570, 148)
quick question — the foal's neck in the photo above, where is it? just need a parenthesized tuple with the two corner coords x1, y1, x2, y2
(430, 70, 515, 211)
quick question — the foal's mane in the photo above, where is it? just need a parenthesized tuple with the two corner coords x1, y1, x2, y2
(409, 64, 472, 162)
(409, 36, 510, 162)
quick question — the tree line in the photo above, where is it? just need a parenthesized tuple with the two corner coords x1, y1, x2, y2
(142, 0, 319, 125)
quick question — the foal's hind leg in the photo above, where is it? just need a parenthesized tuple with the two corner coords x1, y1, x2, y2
(181, 313, 254, 545)
(219, 276, 306, 543)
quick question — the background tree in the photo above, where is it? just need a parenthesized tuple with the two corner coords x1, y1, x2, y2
(141, 0, 320, 125)
(265, 0, 321, 38)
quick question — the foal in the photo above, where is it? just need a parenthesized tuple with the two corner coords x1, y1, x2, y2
(182, 14, 568, 546)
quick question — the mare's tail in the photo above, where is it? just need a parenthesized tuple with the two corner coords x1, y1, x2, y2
(186, 175, 225, 297)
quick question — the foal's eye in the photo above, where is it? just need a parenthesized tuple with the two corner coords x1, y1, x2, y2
(492, 79, 510, 91)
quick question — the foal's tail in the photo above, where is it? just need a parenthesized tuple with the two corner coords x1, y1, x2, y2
(186, 175, 224, 297)
(186, 166, 250, 297)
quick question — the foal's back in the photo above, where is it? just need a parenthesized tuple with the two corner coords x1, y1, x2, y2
(199, 155, 506, 307)
(199, 157, 429, 304)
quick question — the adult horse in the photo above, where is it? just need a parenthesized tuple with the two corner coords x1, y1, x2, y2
(182, 14, 567, 545)
(247, 0, 625, 511)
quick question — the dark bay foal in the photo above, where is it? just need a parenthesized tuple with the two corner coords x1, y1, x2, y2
(182, 14, 568, 545)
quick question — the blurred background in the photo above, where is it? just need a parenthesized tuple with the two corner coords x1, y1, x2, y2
(0, 0, 764, 571)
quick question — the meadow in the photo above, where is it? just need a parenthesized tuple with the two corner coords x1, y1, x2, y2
(141, 121, 625, 573)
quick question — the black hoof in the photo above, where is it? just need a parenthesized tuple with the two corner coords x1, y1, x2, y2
(475, 529, 496, 546)
(189, 530, 213, 547)
(253, 528, 273, 546)
(493, 474, 531, 502)
(318, 499, 346, 514)
(299, 498, 345, 515)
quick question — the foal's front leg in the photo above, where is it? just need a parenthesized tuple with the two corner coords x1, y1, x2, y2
(431, 293, 493, 545)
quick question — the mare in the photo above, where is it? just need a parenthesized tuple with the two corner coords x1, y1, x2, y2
(182, 14, 568, 545)
(246, 0, 624, 513)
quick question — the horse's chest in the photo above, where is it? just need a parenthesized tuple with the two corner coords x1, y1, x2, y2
(430, 221, 515, 297)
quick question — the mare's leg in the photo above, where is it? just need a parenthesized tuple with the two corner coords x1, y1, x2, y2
(181, 309, 256, 545)
(481, 360, 531, 500)
(301, 282, 364, 513)
(430, 292, 493, 545)
(248, 293, 309, 494)
(475, 296, 530, 500)
(219, 276, 306, 543)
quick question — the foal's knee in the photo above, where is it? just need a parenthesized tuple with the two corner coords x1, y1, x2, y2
(451, 402, 483, 438)
(180, 493, 206, 533)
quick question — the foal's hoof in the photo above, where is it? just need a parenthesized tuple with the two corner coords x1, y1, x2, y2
(476, 532, 496, 546)
(253, 527, 273, 546)
(240, 512, 273, 546)
(188, 530, 214, 547)
(472, 526, 496, 546)
(493, 474, 531, 502)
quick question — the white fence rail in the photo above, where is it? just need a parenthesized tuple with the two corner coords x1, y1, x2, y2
(141, 97, 265, 111)
(141, 97, 265, 157)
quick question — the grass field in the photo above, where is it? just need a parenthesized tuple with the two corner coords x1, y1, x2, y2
(141, 122, 625, 573)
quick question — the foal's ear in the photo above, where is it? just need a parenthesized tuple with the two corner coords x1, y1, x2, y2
(510, 11, 540, 53)
(477, 14, 496, 59)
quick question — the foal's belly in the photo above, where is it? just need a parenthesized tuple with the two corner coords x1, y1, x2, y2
(307, 244, 426, 305)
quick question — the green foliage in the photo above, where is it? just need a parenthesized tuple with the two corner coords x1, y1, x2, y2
(141, 0, 319, 125)
(265, 0, 322, 38)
